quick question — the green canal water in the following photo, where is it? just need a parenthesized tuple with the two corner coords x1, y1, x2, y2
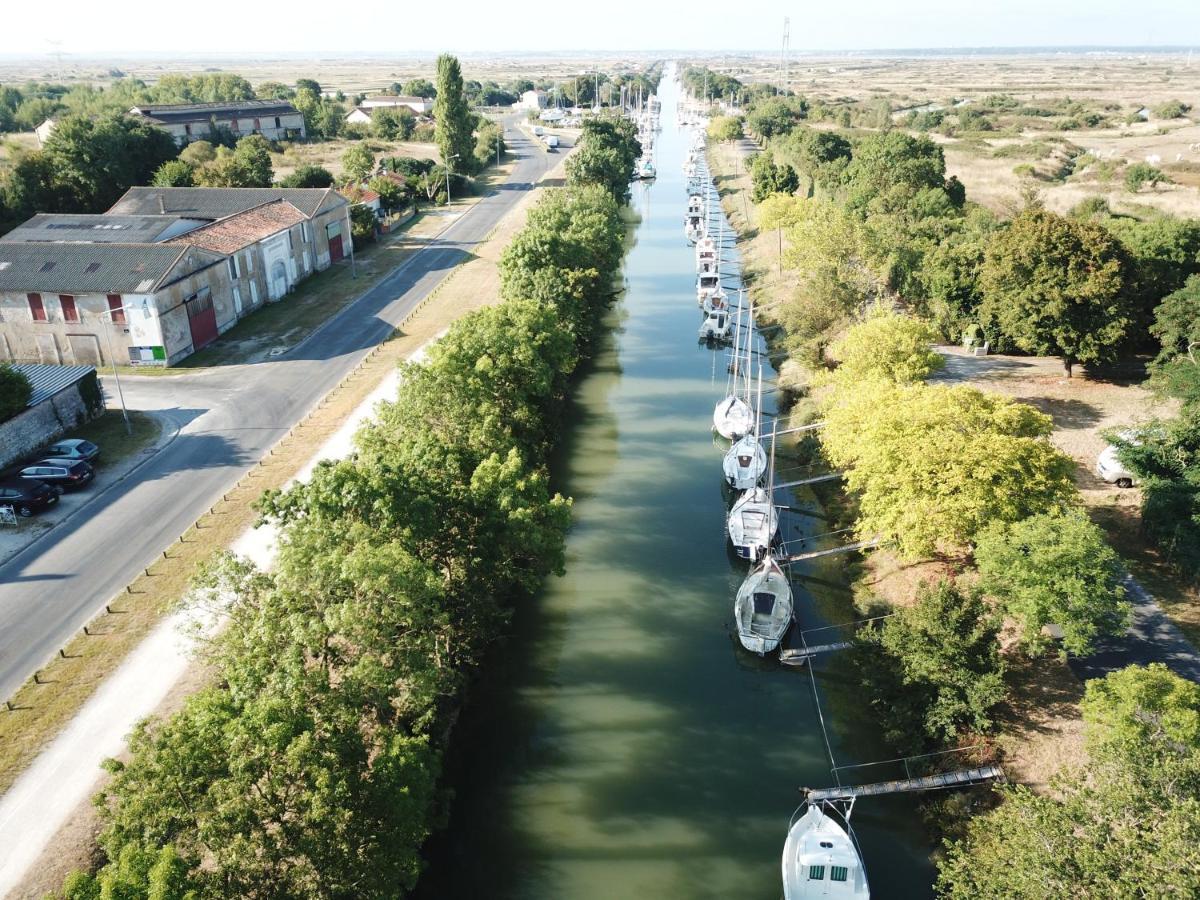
(418, 68, 936, 899)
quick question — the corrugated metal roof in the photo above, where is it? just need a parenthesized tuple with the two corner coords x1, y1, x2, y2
(109, 187, 345, 220)
(9, 363, 95, 407)
(1, 214, 202, 245)
(0, 242, 224, 294)
(128, 100, 300, 125)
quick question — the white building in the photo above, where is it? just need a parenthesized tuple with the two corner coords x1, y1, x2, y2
(359, 95, 433, 115)
(514, 90, 549, 111)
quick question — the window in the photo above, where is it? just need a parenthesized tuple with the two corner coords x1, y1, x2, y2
(808, 866, 825, 881)
(831, 866, 848, 883)
(85, 262, 101, 273)
(253, 118, 261, 131)
(245, 252, 254, 273)
(227, 255, 240, 280)
(107, 294, 125, 324)
(59, 295, 78, 322)
(28, 293, 46, 322)
(274, 116, 281, 129)
(301, 221, 312, 243)
(185, 123, 192, 136)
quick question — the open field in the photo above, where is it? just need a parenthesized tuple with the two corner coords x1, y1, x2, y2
(695, 51, 1200, 218)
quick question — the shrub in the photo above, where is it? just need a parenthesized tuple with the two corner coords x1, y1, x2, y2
(0, 363, 32, 423)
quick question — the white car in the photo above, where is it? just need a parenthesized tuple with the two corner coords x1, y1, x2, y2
(1096, 443, 1138, 488)
(532, 126, 544, 136)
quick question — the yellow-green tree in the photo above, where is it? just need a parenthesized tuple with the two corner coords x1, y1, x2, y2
(821, 381, 1076, 556)
(826, 305, 944, 385)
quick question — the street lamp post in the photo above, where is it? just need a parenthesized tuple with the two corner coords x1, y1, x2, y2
(445, 153, 460, 205)
(95, 305, 133, 436)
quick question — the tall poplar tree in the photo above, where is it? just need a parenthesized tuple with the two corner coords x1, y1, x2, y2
(434, 53, 478, 176)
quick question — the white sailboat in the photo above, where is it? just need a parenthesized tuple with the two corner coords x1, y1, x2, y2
(727, 487, 779, 560)
(782, 800, 870, 899)
(734, 553, 793, 654)
(713, 299, 755, 439)
(723, 433, 767, 489)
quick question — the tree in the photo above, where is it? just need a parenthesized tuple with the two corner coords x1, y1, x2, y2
(821, 381, 1077, 556)
(938, 663, 1200, 899)
(1, 151, 68, 220)
(256, 81, 293, 100)
(1125, 162, 1170, 193)
(40, 113, 177, 212)
(975, 509, 1129, 656)
(979, 207, 1131, 376)
(840, 131, 948, 215)
(0, 364, 32, 423)
(370, 106, 415, 140)
(151, 159, 195, 187)
(433, 54, 478, 176)
(1082, 663, 1200, 764)
(565, 117, 640, 202)
(826, 305, 944, 385)
(278, 164, 334, 188)
(178, 140, 215, 167)
(749, 152, 799, 202)
(231, 134, 273, 187)
(473, 120, 505, 170)
(706, 115, 743, 143)
(1104, 215, 1200, 333)
(402, 78, 437, 99)
(368, 176, 408, 211)
(295, 78, 321, 97)
(341, 144, 376, 182)
(1150, 275, 1200, 408)
(858, 580, 1006, 751)
(746, 96, 806, 138)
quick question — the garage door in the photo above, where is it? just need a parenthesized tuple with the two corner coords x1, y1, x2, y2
(185, 291, 218, 351)
(327, 221, 344, 263)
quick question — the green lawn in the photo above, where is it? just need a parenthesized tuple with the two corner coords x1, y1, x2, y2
(71, 410, 161, 469)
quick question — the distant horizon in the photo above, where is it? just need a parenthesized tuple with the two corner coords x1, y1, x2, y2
(0, 45, 1197, 67)
(4, 0, 1200, 58)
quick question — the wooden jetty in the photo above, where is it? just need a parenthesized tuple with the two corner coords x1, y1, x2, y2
(805, 765, 1005, 802)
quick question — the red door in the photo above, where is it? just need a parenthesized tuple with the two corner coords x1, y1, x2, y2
(328, 233, 344, 263)
(185, 293, 218, 351)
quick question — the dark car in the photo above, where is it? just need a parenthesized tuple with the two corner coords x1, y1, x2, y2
(0, 478, 59, 517)
(19, 459, 94, 492)
(41, 439, 100, 463)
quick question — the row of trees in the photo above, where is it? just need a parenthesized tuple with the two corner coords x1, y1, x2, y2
(53, 105, 640, 900)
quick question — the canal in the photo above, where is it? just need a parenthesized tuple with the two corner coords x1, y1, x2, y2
(419, 67, 937, 899)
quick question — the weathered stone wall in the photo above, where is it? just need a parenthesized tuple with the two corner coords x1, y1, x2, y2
(0, 376, 103, 469)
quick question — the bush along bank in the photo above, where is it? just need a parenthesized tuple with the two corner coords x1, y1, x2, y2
(54, 118, 640, 900)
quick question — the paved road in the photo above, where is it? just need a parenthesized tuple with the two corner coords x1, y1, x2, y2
(0, 126, 560, 703)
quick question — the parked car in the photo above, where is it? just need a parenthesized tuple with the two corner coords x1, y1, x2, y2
(41, 438, 100, 463)
(0, 478, 59, 516)
(544, 134, 560, 149)
(19, 458, 94, 492)
(1097, 440, 1138, 488)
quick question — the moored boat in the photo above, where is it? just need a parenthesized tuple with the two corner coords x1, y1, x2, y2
(734, 553, 793, 654)
(782, 800, 870, 899)
(727, 486, 779, 560)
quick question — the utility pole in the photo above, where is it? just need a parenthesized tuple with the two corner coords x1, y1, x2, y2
(781, 17, 790, 95)
(96, 306, 132, 435)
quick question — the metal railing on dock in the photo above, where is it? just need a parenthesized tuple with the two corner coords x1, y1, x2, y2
(805, 765, 1005, 802)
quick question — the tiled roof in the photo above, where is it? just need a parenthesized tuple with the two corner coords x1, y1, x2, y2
(1, 213, 201, 245)
(109, 187, 345, 220)
(338, 186, 380, 204)
(129, 100, 300, 125)
(0, 242, 223, 294)
(364, 95, 428, 104)
(9, 363, 95, 407)
(165, 201, 307, 255)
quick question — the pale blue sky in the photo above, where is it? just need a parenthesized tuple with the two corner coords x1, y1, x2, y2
(1, 0, 1198, 55)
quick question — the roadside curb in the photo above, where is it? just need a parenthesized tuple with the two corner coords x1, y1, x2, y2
(0, 411, 180, 569)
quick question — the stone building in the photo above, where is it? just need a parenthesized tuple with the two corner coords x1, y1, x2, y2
(0, 187, 349, 366)
(127, 100, 306, 145)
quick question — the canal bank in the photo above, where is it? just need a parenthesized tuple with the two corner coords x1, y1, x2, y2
(418, 67, 937, 899)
